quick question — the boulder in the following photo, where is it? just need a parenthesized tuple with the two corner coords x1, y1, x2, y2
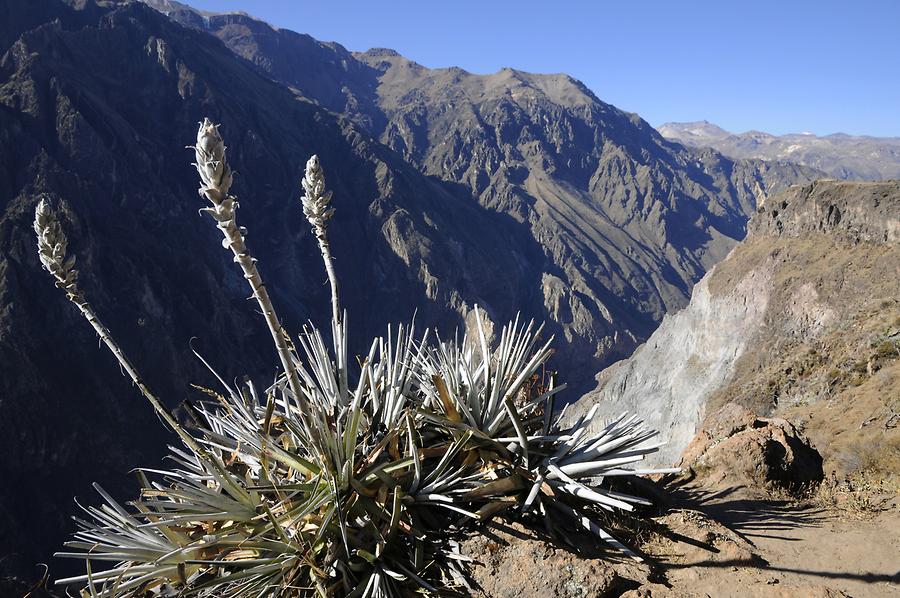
(681, 403, 823, 491)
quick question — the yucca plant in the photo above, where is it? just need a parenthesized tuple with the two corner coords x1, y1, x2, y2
(36, 119, 677, 597)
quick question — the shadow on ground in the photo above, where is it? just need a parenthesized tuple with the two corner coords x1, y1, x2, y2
(641, 476, 900, 593)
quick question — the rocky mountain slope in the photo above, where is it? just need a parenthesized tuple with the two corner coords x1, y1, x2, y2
(660, 121, 900, 181)
(144, 0, 820, 374)
(0, 0, 816, 576)
(570, 180, 900, 472)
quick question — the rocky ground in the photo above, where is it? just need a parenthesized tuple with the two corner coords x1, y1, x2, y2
(455, 405, 899, 597)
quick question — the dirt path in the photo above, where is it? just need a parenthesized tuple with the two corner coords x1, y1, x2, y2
(638, 485, 900, 597)
(746, 508, 900, 596)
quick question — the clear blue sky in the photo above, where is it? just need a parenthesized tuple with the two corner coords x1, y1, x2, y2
(186, 0, 900, 137)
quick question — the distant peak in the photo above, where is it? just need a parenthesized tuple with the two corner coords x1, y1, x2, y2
(658, 121, 732, 139)
(364, 47, 401, 57)
(141, 0, 225, 18)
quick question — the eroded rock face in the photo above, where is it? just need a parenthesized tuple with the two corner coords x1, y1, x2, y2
(459, 522, 620, 598)
(566, 180, 900, 469)
(564, 258, 776, 467)
(749, 179, 900, 243)
(680, 403, 823, 491)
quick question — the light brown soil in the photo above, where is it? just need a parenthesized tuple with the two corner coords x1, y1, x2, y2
(462, 484, 899, 597)
(460, 521, 622, 597)
(645, 481, 900, 597)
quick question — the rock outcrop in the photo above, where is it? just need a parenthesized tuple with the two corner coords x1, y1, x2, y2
(749, 179, 900, 243)
(680, 403, 824, 492)
(460, 522, 620, 598)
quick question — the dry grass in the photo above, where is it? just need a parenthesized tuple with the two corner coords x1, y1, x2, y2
(705, 235, 899, 416)
(805, 471, 900, 520)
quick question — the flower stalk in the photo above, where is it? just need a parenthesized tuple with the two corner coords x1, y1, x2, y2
(191, 118, 304, 404)
(33, 199, 199, 451)
(300, 154, 340, 327)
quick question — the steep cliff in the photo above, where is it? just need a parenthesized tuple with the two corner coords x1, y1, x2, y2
(570, 180, 900, 468)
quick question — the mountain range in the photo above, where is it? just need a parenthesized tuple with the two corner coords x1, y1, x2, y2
(659, 120, 900, 181)
(0, 0, 817, 576)
(147, 0, 820, 379)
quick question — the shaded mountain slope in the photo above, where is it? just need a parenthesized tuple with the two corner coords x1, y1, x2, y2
(660, 120, 900, 181)
(568, 180, 900, 469)
(353, 51, 816, 347)
(0, 0, 532, 574)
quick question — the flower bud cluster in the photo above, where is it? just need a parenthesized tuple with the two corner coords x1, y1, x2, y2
(34, 198, 80, 299)
(301, 154, 334, 228)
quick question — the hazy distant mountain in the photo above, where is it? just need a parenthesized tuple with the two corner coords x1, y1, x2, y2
(659, 121, 900, 180)
(0, 0, 816, 574)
